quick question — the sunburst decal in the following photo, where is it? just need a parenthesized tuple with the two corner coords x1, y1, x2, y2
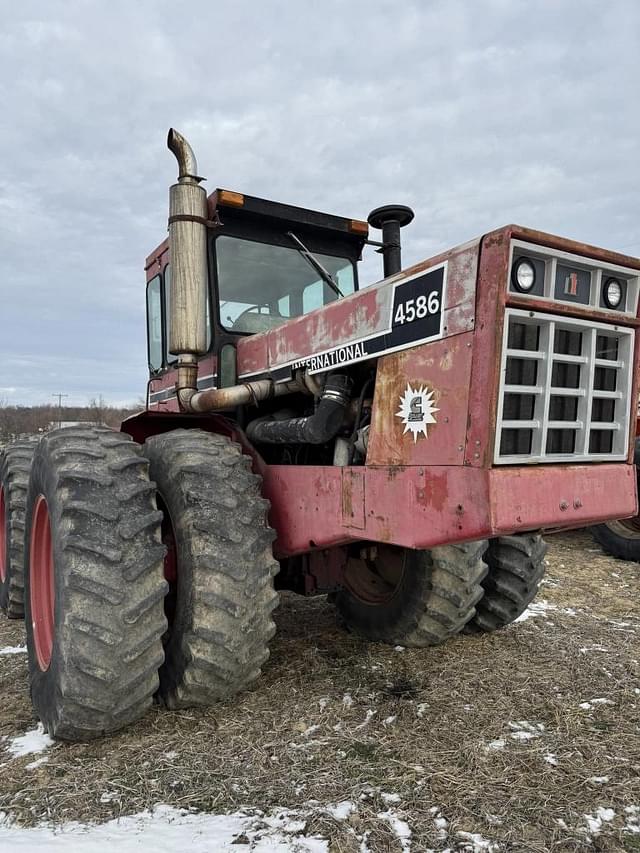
(395, 383, 439, 442)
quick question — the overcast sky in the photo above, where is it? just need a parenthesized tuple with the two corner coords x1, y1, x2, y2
(1, 0, 639, 407)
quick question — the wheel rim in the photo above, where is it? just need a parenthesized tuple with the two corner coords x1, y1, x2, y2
(605, 516, 640, 539)
(30, 495, 55, 671)
(158, 496, 178, 630)
(343, 545, 405, 605)
(0, 485, 6, 583)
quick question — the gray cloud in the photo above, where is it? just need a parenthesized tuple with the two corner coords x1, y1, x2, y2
(1, 0, 639, 405)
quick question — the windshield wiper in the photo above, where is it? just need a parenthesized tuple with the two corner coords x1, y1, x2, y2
(287, 231, 344, 298)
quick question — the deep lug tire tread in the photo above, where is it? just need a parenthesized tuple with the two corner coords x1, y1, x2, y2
(143, 429, 279, 710)
(24, 426, 167, 740)
(467, 533, 547, 633)
(336, 539, 489, 647)
(0, 435, 40, 618)
(589, 522, 640, 562)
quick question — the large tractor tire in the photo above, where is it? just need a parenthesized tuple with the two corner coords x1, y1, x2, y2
(590, 519, 640, 562)
(335, 540, 489, 647)
(466, 534, 547, 632)
(24, 426, 167, 740)
(0, 435, 39, 619)
(143, 429, 279, 709)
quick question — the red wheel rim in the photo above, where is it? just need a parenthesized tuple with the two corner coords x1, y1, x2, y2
(30, 495, 55, 671)
(0, 485, 6, 583)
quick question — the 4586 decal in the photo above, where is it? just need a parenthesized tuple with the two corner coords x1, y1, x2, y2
(393, 291, 440, 326)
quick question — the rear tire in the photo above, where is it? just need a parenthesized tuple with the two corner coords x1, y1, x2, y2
(466, 534, 547, 632)
(335, 540, 489, 647)
(24, 426, 167, 740)
(0, 436, 39, 619)
(590, 520, 640, 562)
(143, 429, 279, 710)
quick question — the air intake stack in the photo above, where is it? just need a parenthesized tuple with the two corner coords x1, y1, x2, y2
(367, 204, 415, 278)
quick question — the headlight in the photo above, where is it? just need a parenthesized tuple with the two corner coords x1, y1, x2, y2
(603, 277, 623, 309)
(512, 258, 536, 293)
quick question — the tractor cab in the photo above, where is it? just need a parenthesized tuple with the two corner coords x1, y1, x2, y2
(145, 186, 370, 378)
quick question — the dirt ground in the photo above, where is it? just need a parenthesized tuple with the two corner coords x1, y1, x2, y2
(1, 530, 639, 852)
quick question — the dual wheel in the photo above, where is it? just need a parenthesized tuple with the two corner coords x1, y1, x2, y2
(7, 427, 277, 739)
(2, 426, 547, 740)
(335, 534, 547, 645)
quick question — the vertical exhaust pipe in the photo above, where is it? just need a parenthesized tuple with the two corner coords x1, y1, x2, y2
(167, 128, 208, 398)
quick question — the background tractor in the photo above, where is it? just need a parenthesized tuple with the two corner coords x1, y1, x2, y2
(2, 129, 640, 740)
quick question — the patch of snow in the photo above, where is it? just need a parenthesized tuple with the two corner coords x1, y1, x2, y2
(416, 703, 428, 718)
(394, 645, 405, 652)
(25, 757, 49, 771)
(544, 753, 558, 766)
(0, 645, 27, 655)
(580, 698, 615, 710)
(381, 793, 401, 805)
(382, 716, 397, 727)
(624, 805, 639, 835)
(342, 693, 354, 708)
(584, 806, 615, 834)
(99, 792, 119, 804)
(163, 751, 178, 760)
(324, 801, 355, 821)
(515, 600, 577, 623)
(457, 830, 499, 851)
(355, 709, 375, 730)
(484, 739, 505, 752)
(377, 810, 411, 852)
(587, 776, 609, 784)
(579, 645, 608, 654)
(0, 805, 330, 852)
(433, 814, 448, 839)
(318, 698, 329, 711)
(303, 725, 320, 738)
(508, 721, 544, 741)
(5, 725, 53, 759)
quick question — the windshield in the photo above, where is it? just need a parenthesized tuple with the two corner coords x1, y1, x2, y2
(216, 235, 356, 334)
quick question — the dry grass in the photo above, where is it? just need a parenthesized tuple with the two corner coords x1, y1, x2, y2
(1, 530, 639, 851)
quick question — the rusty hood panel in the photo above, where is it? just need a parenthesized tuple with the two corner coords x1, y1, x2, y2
(236, 238, 481, 381)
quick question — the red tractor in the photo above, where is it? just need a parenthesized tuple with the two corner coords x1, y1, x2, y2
(2, 129, 640, 740)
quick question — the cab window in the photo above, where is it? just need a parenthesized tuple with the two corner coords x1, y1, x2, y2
(146, 275, 163, 373)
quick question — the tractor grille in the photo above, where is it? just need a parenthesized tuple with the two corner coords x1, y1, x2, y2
(495, 309, 634, 464)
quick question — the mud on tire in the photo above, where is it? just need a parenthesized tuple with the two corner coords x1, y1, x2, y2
(467, 534, 547, 632)
(143, 429, 279, 709)
(335, 540, 489, 647)
(0, 435, 39, 619)
(24, 426, 167, 740)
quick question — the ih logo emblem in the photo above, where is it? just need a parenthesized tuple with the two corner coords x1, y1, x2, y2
(396, 383, 439, 442)
(564, 272, 579, 296)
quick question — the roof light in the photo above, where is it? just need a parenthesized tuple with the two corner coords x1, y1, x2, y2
(349, 219, 369, 236)
(217, 189, 244, 208)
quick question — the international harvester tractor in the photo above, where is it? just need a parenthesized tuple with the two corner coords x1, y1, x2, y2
(2, 130, 639, 739)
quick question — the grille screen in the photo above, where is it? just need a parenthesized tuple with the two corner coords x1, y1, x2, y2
(495, 310, 633, 464)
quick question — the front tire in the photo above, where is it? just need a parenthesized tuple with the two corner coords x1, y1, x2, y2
(24, 426, 167, 740)
(335, 540, 489, 647)
(143, 429, 279, 709)
(0, 436, 39, 618)
(467, 534, 547, 632)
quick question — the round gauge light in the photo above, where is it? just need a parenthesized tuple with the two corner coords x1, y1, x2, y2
(604, 277, 623, 309)
(512, 258, 536, 292)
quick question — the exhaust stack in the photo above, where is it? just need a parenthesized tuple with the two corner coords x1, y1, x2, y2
(167, 128, 208, 362)
(165, 128, 311, 413)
